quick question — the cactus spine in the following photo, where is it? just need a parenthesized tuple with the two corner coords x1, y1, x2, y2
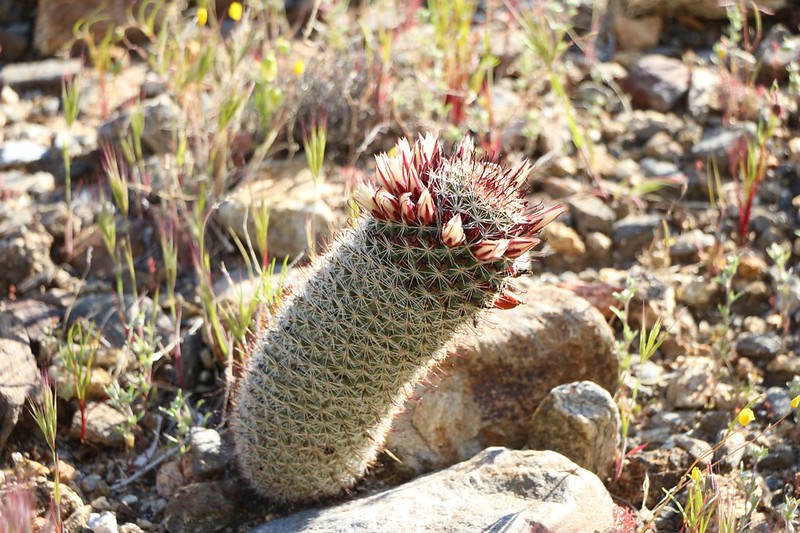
(233, 134, 564, 503)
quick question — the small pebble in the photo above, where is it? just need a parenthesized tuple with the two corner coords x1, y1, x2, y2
(88, 511, 118, 533)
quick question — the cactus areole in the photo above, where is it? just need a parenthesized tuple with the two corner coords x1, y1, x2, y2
(233, 134, 564, 503)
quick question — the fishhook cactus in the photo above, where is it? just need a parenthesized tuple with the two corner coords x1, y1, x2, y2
(233, 134, 564, 503)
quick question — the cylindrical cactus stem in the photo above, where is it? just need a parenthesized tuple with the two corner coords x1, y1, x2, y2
(233, 133, 564, 504)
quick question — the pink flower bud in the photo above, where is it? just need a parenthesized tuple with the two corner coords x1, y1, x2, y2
(416, 188, 436, 225)
(375, 189, 400, 220)
(472, 239, 510, 261)
(414, 133, 440, 168)
(504, 237, 541, 259)
(399, 193, 416, 223)
(456, 136, 474, 160)
(490, 290, 522, 310)
(375, 154, 406, 195)
(441, 213, 465, 247)
(352, 182, 378, 214)
(528, 204, 565, 233)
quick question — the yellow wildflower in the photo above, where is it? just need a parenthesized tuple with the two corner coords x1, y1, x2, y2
(792, 395, 800, 409)
(738, 407, 755, 426)
(228, 2, 243, 21)
(689, 467, 702, 483)
(293, 59, 305, 76)
(196, 7, 208, 26)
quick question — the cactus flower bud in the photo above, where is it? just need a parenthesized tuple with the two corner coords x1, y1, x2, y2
(504, 237, 541, 259)
(376, 154, 406, 195)
(442, 213, 465, 247)
(353, 182, 378, 214)
(414, 132, 439, 168)
(375, 189, 400, 220)
(399, 193, 416, 223)
(472, 239, 510, 261)
(490, 290, 522, 310)
(416, 188, 436, 225)
(528, 204, 565, 233)
(456, 135, 475, 160)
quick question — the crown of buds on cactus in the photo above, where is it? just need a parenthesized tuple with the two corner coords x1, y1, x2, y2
(233, 133, 564, 504)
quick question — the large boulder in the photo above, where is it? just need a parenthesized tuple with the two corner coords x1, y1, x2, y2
(0, 311, 40, 454)
(386, 281, 619, 476)
(254, 448, 618, 533)
(527, 380, 621, 478)
(216, 160, 342, 260)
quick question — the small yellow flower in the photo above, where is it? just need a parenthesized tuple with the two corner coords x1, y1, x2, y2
(228, 2, 243, 21)
(196, 7, 208, 26)
(689, 466, 702, 483)
(293, 59, 305, 76)
(738, 407, 755, 426)
(792, 395, 800, 409)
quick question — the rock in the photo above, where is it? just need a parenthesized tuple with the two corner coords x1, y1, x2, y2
(7, 297, 62, 353)
(0, 140, 48, 168)
(216, 160, 340, 260)
(612, 213, 662, 260)
(621, 54, 690, 112)
(669, 229, 715, 263)
(526, 381, 620, 477)
(665, 357, 714, 409)
(0, 59, 81, 94)
(676, 277, 718, 307)
(767, 355, 800, 376)
(255, 448, 616, 533)
(688, 66, 721, 122)
(612, 14, 663, 52)
(620, 0, 786, 19)
(69, 402, 128, 447)
(665, 434, 713, 467)
(67, 293, 173, 350)
(80, 473, 109, 496)
(737, 254, 768, 280)
(757, 445, 794, 471)
(386, 283, 618, 475)
(540, 176, 583, 199)
(644, 130, 683, 160)
(715, 430, 746, 470)
(638, 157, 682, 178)
(164, 481, 256, 533)
(613, 447, 691, 508)
(189, 427, 226, 479)
(690, 125, 754, 170)
(119, 524, 145, 533)
(62, 504, 92, 533)
(156, 460, 185, 499)
(0, 312, 40, 453)
(542, 221, 587, 257)
(756, 25, 800, 84)
(0, 171, 55, 197)
(0, 21, 31, 62)
(760, 387, 792, 421)
(33, 0, 178, 56)
(98, 95, 179, 154)
(88, 511, 118, 533)
(736, 333, 782, 360)
(585, 231, 613, 260)
(567, 195, 615, 235)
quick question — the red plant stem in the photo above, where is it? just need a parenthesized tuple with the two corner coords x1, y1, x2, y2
(79, 401, 87, 443)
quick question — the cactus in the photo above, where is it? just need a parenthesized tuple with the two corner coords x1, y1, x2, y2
(233, 134, 564, 504)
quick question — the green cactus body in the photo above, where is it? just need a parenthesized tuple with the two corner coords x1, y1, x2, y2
(233, 134, 564, 503)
